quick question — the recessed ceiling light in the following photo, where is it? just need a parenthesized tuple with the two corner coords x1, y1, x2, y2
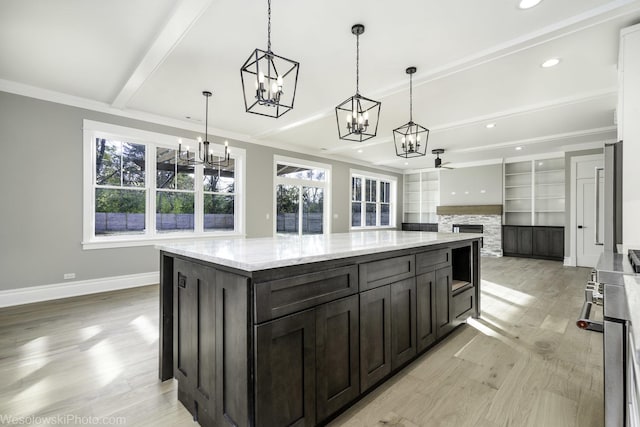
(519, 0, 542, 9)
(357, 149, 363, 153)
(451, 192, 456, 195)
(404, 162, 409, 165)
(515, 146, 523, 151)
(486, 123, 496, 129)
(464, 191, 469, 195)
(480, 190, 486, 194)
(538, 161, 544, 166)
(541, 58, 560, 68)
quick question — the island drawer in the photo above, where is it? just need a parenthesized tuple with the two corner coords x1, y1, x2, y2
(416, 248, 451, 274)
(254, 265, 358, 323)
(359, 255, 415, 291)
(452, 286, 475, 320)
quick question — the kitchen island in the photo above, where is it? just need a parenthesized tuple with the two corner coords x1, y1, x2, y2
(158, 231, 481, 427)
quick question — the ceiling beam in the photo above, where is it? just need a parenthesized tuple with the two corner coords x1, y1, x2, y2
(252, 0, 639, 140)
(371, 126, 616, 166)
(322, 88, 615, 155)
(111, 0, 214, 109)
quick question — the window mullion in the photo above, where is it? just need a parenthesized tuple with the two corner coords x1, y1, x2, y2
(148, 144, 156, 237)
(298, 185, 303, 236)
(194, 164, 203, 233)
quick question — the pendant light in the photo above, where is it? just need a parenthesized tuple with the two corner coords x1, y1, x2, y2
(335, 24, 381, 142)
(240, 0, 299, 118)
(178, 91, 231, 168)
(393, 67, 429, 158)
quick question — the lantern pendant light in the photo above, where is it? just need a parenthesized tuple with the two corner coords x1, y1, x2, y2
(335, 24, 381, 142)
(240, 0, 300, 118)
(178, 91, 231, 168)
(393, 67, 429, 158)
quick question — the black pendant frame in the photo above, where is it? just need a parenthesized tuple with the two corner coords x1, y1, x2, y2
(240, 48, 300, 118)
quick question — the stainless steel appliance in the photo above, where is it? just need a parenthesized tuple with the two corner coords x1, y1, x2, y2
(577, 141, 639, 426)
(603, 141, 623, 251)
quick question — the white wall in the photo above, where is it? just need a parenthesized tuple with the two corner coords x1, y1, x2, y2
(0, 91, 402, 292)
(439, 164, 503, 205)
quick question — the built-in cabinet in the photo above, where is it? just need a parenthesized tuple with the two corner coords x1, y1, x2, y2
(162, 239, 480, 427)
(502, 225, 564, 261)
(620, 24, 640, 246)
(403, 171, 439, 223)
(504, 158, 565, 227)
(503, 158, 565, 261)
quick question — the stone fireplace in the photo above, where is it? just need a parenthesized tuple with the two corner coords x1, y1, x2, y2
(436, 205, 502, 257)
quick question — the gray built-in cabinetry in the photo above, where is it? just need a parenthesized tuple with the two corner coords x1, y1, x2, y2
(503, 158, 565, 260)
(502, 225, 564, 261)
(159, 238, 480, 427)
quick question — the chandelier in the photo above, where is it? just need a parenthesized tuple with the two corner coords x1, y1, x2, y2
(178, 91, 230, 168)
(393, 67, 429, 158)
(335, 24, 381, 142)
(240, 0, 299, 118)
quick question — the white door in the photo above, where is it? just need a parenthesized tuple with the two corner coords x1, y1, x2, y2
(576, 158, 604, 267)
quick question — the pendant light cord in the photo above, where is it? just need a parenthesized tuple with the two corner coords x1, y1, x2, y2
(267, 0, 272, 52)
(356, 32, 360, 95)
(409, 72, 413, 122)
(204, 94, 209, 142)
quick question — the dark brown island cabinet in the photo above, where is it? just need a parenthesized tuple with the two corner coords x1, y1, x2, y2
(158, 232, 481, 427)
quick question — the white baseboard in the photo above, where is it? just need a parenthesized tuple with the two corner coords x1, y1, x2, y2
(564, 256, 575, 267)
(0, 271, 159, 308)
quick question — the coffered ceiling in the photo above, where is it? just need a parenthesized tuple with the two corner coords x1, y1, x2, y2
(1, 0, 639, 171)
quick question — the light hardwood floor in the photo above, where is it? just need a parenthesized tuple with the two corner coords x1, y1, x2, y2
(0, 257, 603, 426)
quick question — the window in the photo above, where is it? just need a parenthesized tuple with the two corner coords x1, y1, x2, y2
(83, 120, 245, 248)
(350, 170, 396, 229)
(274, 156, 331, 236)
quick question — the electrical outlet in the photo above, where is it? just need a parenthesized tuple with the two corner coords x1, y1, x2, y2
(63, 273, 76, 280)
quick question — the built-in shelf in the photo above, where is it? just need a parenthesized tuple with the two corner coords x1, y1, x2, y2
(403, 171, 439, 224)
(451, 279, 471, 293)
(504, 158, 565, 226)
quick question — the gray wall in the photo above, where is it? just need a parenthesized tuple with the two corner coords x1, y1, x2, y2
(0, 91, 402, 290)
(564, 148, 604, 257)
(439, 164, 503, 205)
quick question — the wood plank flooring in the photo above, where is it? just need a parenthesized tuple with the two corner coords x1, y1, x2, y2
(0, 256, 603, 426)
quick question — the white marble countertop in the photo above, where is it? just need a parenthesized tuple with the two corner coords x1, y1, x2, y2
(625, 274, 640, 362)
(156, 230, 481, 272)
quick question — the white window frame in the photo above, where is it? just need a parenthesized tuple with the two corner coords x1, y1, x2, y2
(273, 155, 331, 236)
(350, 169, 397, 230)
(83, 120, 245, 249)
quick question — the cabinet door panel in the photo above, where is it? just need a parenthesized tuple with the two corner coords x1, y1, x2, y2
(435, 267, 453, 338)
(416, 271, 436, 352)
(503, 226, 518, 254)
(518, 227, 533, 255)
(532, 227, 550, 257)
(453, 286, 475, 322)
(316, 295, 360, 423)
(391, 278, 417, 369)
(360, 286, 391, 392)
(256, 310, 316, 427)
(549, 227, 565, 259)
(173, 259, 217, 423)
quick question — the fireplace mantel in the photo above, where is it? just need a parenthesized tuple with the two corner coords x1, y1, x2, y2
(436, 205, 503, 216)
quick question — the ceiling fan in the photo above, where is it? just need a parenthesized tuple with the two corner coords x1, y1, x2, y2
(432, 148, 454, 169)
